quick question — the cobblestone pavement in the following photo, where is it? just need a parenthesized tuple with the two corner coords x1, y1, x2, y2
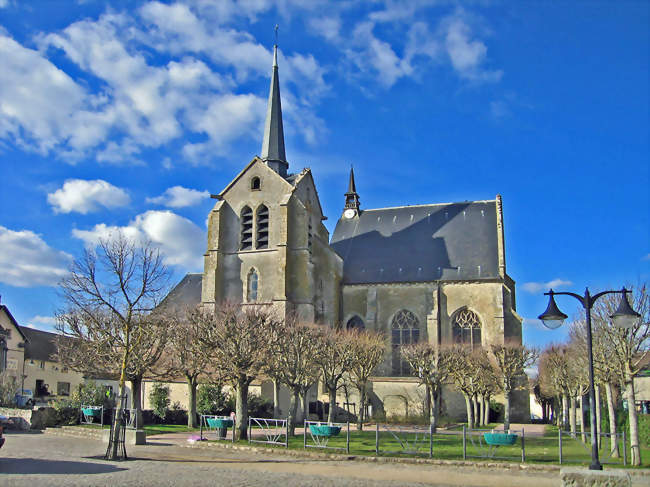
(0, 431, 563, 487)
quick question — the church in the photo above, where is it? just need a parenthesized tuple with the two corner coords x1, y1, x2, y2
(163, 45, 526, 421)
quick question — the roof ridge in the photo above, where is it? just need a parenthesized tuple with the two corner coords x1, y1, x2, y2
(362, 200, 496, 212)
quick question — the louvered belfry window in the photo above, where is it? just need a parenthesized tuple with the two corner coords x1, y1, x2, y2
(256, 205, 269, 249)
(240, 206, 253, 250)
(391, 309, 420, 376)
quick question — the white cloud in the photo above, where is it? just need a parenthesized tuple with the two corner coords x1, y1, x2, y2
(72, 210, 205, 270)
(522, 279, 573, 294)
(443, 15, 502, 83)
(0, 226, 72, 287)
(147, 186, 209, 208)
(47, 179, 131, 214)
(642, 253, 650, 261)
(26, 315, 58, 331)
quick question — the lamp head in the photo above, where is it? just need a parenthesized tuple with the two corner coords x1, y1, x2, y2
(538, 290, 568, 329)
(610, 289, 641, 329)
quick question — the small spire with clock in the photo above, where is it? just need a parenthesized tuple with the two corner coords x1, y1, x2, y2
(343, 166, 360, 218)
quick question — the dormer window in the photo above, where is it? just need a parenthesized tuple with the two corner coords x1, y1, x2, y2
(251, 177, 261, 190)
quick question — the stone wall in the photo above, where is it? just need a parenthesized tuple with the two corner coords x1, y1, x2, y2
(0, 407, 57, 430)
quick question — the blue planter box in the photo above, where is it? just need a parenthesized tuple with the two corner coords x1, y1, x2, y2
(483, 433, 518, 446)
(309, 425, 341, 437)
(206, 418, 233, 429)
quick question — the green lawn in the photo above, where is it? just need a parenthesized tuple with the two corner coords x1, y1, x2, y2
(206, 424, 650, 468)
(143, 424, 199, 436)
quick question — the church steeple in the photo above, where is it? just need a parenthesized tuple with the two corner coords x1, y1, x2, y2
(261, 44, 288, 177)
(344, 166, 360, 211)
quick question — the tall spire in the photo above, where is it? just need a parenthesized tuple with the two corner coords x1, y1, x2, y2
(344, 166, 360, 211)
(261, 38, 288, 177)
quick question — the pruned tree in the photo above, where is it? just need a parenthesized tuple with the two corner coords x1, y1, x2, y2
(538, 345, 572, 430)
(590, 284, 649, 466)
(266, 317, 321, 435)
(56, 234, 169, 460)
(447, 345, 483, 428)
(348, 329, 386, 430)
(194, 302, 278, 440)
(490, 343, 538, 430)
(402, 343, 451, 432)
(155, 306, 213, 428)
(314, 328, 355, 423)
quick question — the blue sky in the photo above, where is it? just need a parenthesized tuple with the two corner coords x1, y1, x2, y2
(0, 1, 648, 350)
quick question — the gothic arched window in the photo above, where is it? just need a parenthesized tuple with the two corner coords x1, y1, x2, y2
(346, 315, 365, 330)
(256, 205, 269, 249)
(240, 206, 253, 250)
(452, 308, 482, 350)
(391, 309, 420, 376)
(247, 269, 259, 302)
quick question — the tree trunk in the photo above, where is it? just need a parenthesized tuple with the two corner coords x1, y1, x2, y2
(187, 376, 198, 428)
(357, 382, 367, 431)
(605, 382, 619, 458)
(300, 390, 309, 424)
(472, 394, 479, 426)
(479, 394, 485, 426)
(235, 377, 249, 440)
(430, 388, 439, 433)
(504, 388, 511, 431)
(579, 395, 587, 443)
(594, 385, 602, 448)
(562, 394, 569, 430)
(287, 388, 299, 436)
(483, 396, 490, 425)
(424, 384, 431, 424)
(464, 394, 474, 429)
(569, 396, 577, 438)
(107, 343, 129, 461)
(130, 376, 144, 428)
(273, 379, 281, 418)
(327, 384, 337, 423)
(625, 380, 641, 466)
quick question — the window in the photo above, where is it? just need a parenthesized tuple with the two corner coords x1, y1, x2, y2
(247, 269, 259, 302)
(391, 310, 420, 376)
(307, 216, 313, 253)
(452, 308, 482, 350)
(240, 206, 253, 250)
(0, 337, 7, 372)
(256, 205, 269, 249)
(57, 382, 70, 396)
(40, 361, 45, 369)
(346, 315, 365, 330)
(251, 177, 261, 190)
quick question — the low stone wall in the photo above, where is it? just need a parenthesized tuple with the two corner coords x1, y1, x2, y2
(560, 468, 631, 487)
(0, 407, 57, 430)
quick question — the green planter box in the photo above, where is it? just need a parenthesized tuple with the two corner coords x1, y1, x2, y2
(483, 432, 518, 446)
(82, 408, 102, 417)
(309, 425, 341, 437)
(206, 418, 233, 429)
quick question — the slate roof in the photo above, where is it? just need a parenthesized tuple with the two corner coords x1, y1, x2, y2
(157, 273, 203, 310)
(18, 326, 59, 362)
(330, 200, 500, 284)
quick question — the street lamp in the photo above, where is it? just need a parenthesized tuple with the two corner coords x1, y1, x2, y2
(538, 287, 641, 471)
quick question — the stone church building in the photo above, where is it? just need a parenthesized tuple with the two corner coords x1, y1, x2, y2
(163, 45, 527, 421)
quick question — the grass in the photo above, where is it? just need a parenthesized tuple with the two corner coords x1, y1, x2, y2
(205, 424, 650, 468)
(77, 423, 198, 436)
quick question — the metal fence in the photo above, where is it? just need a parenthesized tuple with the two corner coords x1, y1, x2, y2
(303, 420, 350, 453)
(557, 429, 627, 466)
(200, 415, 235, 442)
(79, 405, 104, 427)
(248, 417, 288, 448)
(462, 427, 526, 462)
(375, 423, 433, 457)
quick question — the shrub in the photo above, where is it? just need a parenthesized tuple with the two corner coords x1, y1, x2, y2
(0, 372, 18, 407)
(52, 399, 80, 426)
(197, 384, 230, 416)
(164, 401, 188, 425)
(149, 383, 171, 420)
(71, 381, 110, 408)
(247, 394, 273, 418)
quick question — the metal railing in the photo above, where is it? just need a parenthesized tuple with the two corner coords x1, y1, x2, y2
(462, 426, 526, 462)
(303, 420, 350, 453)
(200, 415, 236, 442)
(79, 405, 104, 427)
(375, 423, 433, 457)
(248, 417, 288, 448)
(557, 428, 627, 466)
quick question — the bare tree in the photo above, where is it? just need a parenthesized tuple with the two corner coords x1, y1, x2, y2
(348, 329, 386, 430)
(194, 302, 278, 440)
(155, 307, 213, 428)
(314, 328, 355, 423)
(402, 343, 451, 432)
(266, 317, 321, 435)
(447, 346, 484, 428)
(57, 234, 169, 460)
(538, 345, 572, 431)
(490, 343, 538, 430)
(590, 284, 649, 466)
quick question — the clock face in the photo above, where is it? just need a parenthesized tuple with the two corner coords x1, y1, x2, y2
(343, 209, 356, 219)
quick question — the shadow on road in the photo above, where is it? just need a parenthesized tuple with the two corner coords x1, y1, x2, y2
(0, 458, 128, 475)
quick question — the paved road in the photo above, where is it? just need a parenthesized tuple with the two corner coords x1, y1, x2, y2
(0, 431, 561, 486)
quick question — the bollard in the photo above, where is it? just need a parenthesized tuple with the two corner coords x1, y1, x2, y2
(429, 423, 433, 458)
(462, 425, 467, 460)
(375, 422, 379, 456)
(232, 420, 236, 443)
(623, 429, 627, 466)
(200, 416, 204, 441)
(248, 418, 251, 444)
(286, 417, 289, 448)
(303, 420, 307, 449)
(521, 428, 525, 463)
(558, 428, 563, 464)
(346, 421, 350, 454)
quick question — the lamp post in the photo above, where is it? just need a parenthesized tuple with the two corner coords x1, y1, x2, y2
(538, 287, 640, 470)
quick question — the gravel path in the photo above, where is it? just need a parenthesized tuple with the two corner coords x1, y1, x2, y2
(0, 431, 562, 486)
